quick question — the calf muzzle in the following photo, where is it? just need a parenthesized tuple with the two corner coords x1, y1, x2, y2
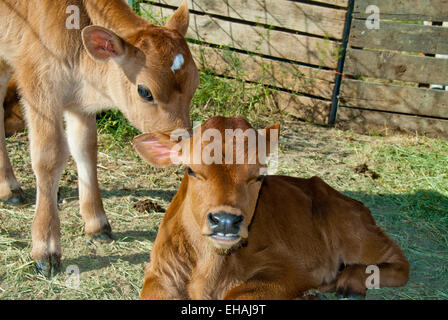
(207, 212, 243, 239)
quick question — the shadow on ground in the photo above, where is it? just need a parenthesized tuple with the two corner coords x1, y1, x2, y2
(341, 189, 447, 300)
(344, 189, 448, 224)
(19, 187, 177, 206)
(63, 252, 150, 274)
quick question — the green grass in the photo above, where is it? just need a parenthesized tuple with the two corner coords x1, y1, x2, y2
(97, 110, 139, 144)
(190, 72, 284, 126)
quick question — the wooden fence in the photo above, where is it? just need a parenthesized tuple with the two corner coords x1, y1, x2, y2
(138, 0, 448, 138)
(338, 0, 448, 137)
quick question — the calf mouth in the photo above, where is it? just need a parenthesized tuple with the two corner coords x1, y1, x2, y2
(209, 233, 242, 248)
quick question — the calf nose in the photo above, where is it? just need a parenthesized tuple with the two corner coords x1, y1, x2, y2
(208, 212, 244, 235)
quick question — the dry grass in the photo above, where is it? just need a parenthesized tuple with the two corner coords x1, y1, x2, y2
(0, 118, 446, 300)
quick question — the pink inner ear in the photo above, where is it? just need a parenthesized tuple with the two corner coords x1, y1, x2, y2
(140, 137, 178, 160)
(89, 31, 119, 59)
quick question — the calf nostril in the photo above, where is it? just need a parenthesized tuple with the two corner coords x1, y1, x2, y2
(208, 213, 220, 226)
(232, 215, 244, 226)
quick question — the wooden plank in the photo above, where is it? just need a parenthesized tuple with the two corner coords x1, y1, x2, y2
(310, 0, 349, 7)
(189, 43, 336, 99)
(272, 90, 331, 124)
(199, 76, 331, 124)
(143, 4, 341, 68)
(349, 19, 448, 55)
(148, 0, 347, 39)
(345, 48, 448, 84)
(337, 107, 448, 138)
(340, 79, 448, 118)
(354, 0, 448, 21)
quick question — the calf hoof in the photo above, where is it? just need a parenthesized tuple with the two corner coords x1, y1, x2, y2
(336, 288, 365, 300)
(34, 255, 61, 278)
(87, 231, 114, 245)
(92, 231, 114, 242)
(4, 188, 25, 206)
(302, 293, 327, 300)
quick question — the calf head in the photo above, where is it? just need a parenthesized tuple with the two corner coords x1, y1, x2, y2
(82, 0, 198, 135)
(133, 116, 279, 251)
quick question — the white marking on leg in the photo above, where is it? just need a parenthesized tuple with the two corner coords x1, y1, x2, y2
(33, 239, 60, 256)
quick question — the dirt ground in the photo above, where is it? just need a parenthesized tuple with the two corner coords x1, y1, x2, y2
(0, 119, 447, 300)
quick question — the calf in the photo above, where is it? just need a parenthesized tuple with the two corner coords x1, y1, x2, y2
(134, 116, 409, 299)
(0, 0, 198, 276)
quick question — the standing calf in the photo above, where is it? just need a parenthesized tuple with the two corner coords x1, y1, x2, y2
(134, 116, 410, 299)
(0, 0, 198, 276)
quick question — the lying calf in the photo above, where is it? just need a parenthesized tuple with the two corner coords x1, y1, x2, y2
(134, 116, 409, 300)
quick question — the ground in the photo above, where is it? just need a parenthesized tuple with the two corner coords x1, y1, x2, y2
(0, 117, 446, 300)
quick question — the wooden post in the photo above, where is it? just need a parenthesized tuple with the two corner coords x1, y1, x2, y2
(329, 0, 355, 126)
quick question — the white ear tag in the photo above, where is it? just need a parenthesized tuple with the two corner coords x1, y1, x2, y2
(171, 54, 184, 73)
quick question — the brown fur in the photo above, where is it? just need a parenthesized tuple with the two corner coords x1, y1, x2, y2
(0, 0, 198, 270)
(136, 117, 410, 300)
(3, 80, 25, 136)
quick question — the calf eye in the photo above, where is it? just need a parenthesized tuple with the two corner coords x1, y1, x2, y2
(187, 167, 196, 177)
(138, 85, 154, 102)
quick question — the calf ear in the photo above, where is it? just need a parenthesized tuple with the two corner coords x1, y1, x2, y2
(261, 123, 280, 157)
(82, 26, 127, 62)
(165, 0, 189, 37)
(133, 133, 185, 168)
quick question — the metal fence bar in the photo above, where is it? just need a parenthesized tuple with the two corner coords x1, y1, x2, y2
(329, 0, 355, 125)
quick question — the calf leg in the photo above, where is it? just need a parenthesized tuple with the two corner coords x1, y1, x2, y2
(224, 278, 317, 300)
(64, 110, 112, 240)
(224, 270, 318, 300)
(0, 60, 23, 204)
(141, 274, 183, 300)
(24, 100, 68, 277)
(336, 227, 410, 298)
